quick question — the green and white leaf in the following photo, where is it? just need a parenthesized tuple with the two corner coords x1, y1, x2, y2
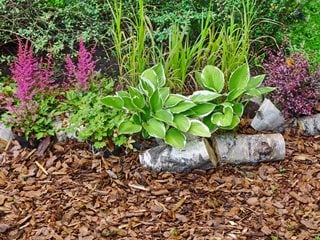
(233, 103, 244, 117)
(152, 63, 166, 87)
(187, 120, 211, 137)
(173, 114, 191, 132)
(169, 100, 196, 114)
(211, 106, 234, 127)
(142, 119, 166, 139)
(201, 65, 225, 93)
(165, 94, 188, 108)
(139, 78, 155, 97)
(247, 74, 265, 88)
(154, 109, 174, 124)
(150, 89, 163, 112)
(188, 103, 216, 118)
(227, 89, 245, 101)
(258, 87, 276, 95)
(245, 88, 262, 97)
(203, 115, 219, 133)
(189, 90, 222, 103)
(118, 121, 142, 134)
(229, 63, 250, 91)
(165, 128, 186, 148)
(220, 115, 240, 130)
(128, 87, 145, 109)
(101, 96, 123, 109)
(159, 87, 170, 102)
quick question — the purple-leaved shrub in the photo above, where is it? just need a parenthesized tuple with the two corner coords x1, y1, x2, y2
(264, 49, 320, 118)
(65, 38, 96, 90)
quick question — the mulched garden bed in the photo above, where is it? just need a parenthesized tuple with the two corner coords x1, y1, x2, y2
(0, 133, 319, 240)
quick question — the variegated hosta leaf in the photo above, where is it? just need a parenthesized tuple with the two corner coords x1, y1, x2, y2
(169, 100, 196, 114)
(201, 65, 225, 93)
(165, 94, 189, 108)
(150, 89, 163, 112)
(119, 121, 142, 134)
(211, 106, 233, 127)
(165, 128, 186, 148)
(173, 114, 191, 132)
(229, 63, 250, 91)
(187, 119, 211, 137)
(101, 96, 123, 109)
(154, 109, 174, 124)
(189, 90, 222, 103)
(142, 119, 166, 139)
(247, 74, 265, 88)
(128, 87, 145, 109)
(188, 103, 216, 118)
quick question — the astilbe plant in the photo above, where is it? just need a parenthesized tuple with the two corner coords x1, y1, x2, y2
(65, 38, 96, 90)
(2, 38, 57, 139)
(263, 49, 320, 118)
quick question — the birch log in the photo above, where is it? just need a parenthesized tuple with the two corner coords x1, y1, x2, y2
(297, 113, 320, 135)
(0, 123, 13, 150)
(139, 139, 217, 172)
(212, 133, 285, 165)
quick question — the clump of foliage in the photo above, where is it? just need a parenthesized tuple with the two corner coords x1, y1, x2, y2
(286, 0, 320, 64)
(263, 49, 320, 117)
(1, 38, 59, 139)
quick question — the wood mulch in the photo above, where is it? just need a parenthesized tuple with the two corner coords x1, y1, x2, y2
(0, 133, 319, 240)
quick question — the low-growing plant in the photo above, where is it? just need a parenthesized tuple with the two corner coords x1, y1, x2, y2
(263, 49, 320, 117)
(102, 64, 211, 148)
(190, 62, 274, 131)
(64, 80, 129, 149)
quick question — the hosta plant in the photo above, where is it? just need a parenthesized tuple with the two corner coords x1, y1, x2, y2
(191, 63, 274, 132)
(102, 64, 211, 148)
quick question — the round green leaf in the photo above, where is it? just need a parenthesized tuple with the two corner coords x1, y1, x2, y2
(190, 90, 222, 103)
(229, 63, 250, 91)
(221, 115, 240, 130)
(118, 121, 142, 134)
(165, 128, 186, 149)
(187, 120, 211, 137)
(233, 103, 244, 117)
(173, 114, 191, 132)
(142, 119, 166, 139)
(203, 115, 218, 133)
(101, 96, 123, 109)
(201, 65, 225, 93)
(211, 106, 233, 127)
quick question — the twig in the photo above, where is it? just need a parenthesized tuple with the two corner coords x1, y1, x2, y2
(26, 149, 36, 159)
(35, 161, 48, 175)
(5, 139, 12, 151)
(128, 183, 150, 191)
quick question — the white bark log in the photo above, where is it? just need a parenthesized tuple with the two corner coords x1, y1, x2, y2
(297, 113, 320, 135)
(251, 98, 285, 131)
(212, 133, 285, 165)
(0, 123, 13, 150)
(139, 138, 216, 172)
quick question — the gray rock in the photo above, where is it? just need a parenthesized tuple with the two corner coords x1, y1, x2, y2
(139, 139, 215, 173)
(0, 123, 13, 150)
(251, 98, 285, 131)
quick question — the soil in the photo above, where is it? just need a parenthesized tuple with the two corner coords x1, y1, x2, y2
(0, 132, 319, 240)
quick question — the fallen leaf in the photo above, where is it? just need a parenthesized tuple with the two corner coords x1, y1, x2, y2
(246, 197, 259, 206)
(36, 136, 51, 157)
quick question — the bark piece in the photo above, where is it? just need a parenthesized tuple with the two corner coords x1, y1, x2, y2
(0, 123, 13, 150)
(251, 98, 285, 131)
(297, 113, 320, 135)
(139, 139, 216, 173)
(212, 133, 285, 165)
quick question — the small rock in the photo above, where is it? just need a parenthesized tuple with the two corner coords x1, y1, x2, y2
(0, 223, 10, 233)
(246, 197, 259, 206)
(297, 113, 320, 135)
(251, 98, 285, 131)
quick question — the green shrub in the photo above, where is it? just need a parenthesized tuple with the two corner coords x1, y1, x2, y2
(287, 0, 320, 64)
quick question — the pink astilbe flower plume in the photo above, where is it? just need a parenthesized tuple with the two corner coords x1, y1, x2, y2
(10, 38, 38, 101)
(65, 37, 96, 90)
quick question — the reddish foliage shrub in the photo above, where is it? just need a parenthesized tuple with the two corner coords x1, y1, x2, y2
(65, 38, 96, 90)
(263, 49, 320, 118)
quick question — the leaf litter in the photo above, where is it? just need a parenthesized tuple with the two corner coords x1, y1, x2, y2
(0, 134, 319, 240)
